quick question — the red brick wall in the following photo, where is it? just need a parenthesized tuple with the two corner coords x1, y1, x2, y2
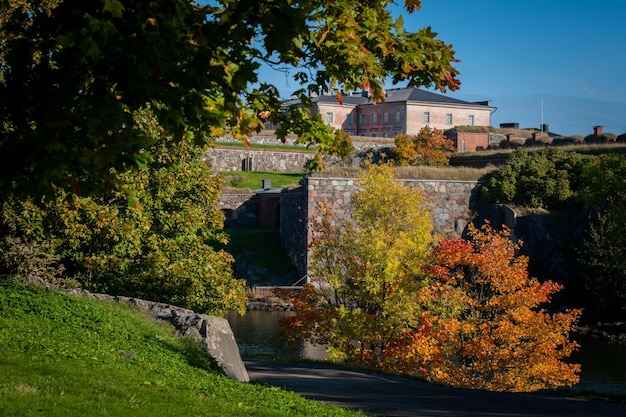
(446, 132, 489, 153)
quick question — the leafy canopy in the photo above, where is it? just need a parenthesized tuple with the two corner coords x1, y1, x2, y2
(577, 154, 626, 320)
(480, 148, 587, 209)
(0, 0, 460, 195)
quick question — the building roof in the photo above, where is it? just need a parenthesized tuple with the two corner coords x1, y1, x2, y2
(384, 87, 491, 108)
(282, 94, 367, 107)
(284, 87, 493, 109)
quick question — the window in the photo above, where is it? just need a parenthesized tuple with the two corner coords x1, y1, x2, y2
(371, 112, 377, 124)
(326, 112, 334, 125)
(382, 112, 389, 123)
(423, 112, 430, 123)
(394, 111, 401, 122)
(446, 113, 453, 125)
(468, 114, 475, 126)
(346, 114, 353, 125)
(360, 113, 366, 125)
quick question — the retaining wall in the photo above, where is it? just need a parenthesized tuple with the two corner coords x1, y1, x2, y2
(303, 176, 480, 238)
(279, 175, 480, 274)
(206, 148, 314, 172)
(218, 191, 258, 228)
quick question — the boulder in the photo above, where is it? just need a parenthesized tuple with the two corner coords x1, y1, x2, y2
(67, 290, 250, 382)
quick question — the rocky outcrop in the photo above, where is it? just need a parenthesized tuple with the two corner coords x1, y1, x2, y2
(67, 289, 250, 383)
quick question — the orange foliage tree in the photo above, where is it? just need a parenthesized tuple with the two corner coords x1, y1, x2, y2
(276, 164, 434, 366)
(394, 126, 454, 166)
(383, 223, 581, 392)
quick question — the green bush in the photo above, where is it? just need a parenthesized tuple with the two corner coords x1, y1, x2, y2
(0, 236, 70, 287)
(480, 148, 587, 209)
(1, 138, 246, 315)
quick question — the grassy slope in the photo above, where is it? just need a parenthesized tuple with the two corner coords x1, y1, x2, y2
(0, 282, 366, 417)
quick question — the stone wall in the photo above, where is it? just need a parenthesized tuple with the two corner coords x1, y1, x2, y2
(273, 175, 481, 274)
(303, 175, 480, 238)
(207, 134, 395, 172)
(279, 187, 308, 278)
(218, 191, 258, 228)
(206, 148, 314, 172)
(216, 134, 394, 151)
(222, 174, 482, 276)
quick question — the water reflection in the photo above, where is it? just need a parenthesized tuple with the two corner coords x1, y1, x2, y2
(225, 310, 326, 361)
(570, 337, 626, 395)
(226, 310, 626, 396)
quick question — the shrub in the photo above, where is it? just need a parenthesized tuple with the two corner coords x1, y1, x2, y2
(394, 127, 454, 166)
(480, 148, 587, 209)
(1, 139, 246, 315)
(0, 235, 70, 287)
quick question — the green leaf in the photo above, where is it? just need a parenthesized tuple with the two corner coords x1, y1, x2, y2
(102, 0, 125, 18)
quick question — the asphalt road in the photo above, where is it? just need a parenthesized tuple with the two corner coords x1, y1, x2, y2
(245, 358, 626, 417)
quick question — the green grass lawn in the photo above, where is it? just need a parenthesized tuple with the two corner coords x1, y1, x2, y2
(0, 282, 366, 417)
(221, 171, 305, 190)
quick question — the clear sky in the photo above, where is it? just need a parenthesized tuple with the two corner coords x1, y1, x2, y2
(260, 1, 626, 137)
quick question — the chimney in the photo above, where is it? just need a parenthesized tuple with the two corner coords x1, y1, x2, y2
(533, 132, 541, 141)
(594, 125, 603, 139)
(262, 179, 272, 190)
(506, 134, 515, 142)
(541, 124, 549, 133)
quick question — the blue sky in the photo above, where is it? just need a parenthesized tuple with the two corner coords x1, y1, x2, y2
(259, 1, 626, 137)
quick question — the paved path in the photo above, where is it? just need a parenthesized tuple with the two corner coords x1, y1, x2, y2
(245, 358, 626, 417)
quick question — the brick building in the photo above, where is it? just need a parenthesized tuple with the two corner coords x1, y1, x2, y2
(278, 87, 494, 142)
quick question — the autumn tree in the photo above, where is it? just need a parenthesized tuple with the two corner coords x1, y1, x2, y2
(278, 170, 580, 391)
(277, 164, 435, 366)
(384, 223, 581, 392)
(0, 0, 460, 196)
(394, 126, 454, 166)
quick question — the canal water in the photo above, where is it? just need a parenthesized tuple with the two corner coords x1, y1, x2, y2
(226, 310, 626, 396)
